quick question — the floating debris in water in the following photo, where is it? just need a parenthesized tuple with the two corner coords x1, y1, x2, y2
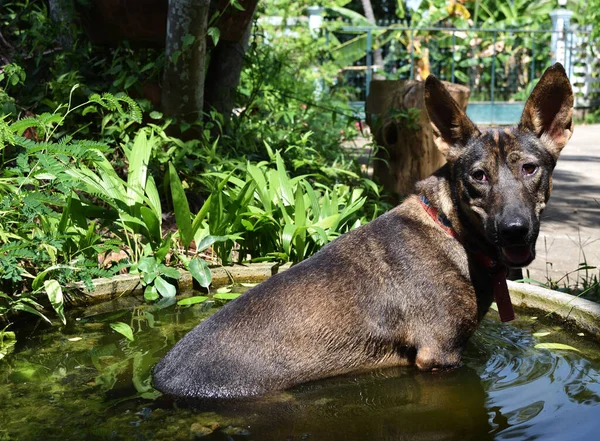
(136, 407, 152, 420)
(534, 342, 580, 352)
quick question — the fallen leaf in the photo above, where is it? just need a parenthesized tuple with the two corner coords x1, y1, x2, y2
(534, 343, 580, 352)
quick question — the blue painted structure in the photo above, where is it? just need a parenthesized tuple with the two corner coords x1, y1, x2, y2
(466, 102, 526, 126)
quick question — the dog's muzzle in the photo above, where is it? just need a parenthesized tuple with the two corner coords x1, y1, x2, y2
(496, 216, 535, 266)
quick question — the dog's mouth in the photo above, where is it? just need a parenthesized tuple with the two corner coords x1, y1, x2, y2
(501, 245, 534, 267)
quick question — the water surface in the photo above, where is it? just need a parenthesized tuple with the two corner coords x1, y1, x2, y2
(1, 294, 599, 441)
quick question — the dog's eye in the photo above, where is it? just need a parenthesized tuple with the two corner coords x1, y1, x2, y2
(472, 170, 488, 182)
(522, 164, 538, 176)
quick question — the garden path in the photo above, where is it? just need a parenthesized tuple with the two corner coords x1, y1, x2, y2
(527, 123, 600, 287)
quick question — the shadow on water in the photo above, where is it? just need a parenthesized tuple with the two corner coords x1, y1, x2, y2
(1, 296, 600, 441)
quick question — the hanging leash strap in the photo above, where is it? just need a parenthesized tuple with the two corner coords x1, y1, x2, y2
(419, 195, 515, 322)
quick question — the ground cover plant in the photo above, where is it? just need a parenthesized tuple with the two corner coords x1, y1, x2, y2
(0, 0, 598, 336)
(0, 0, 387, 331)
(522, 255, 600, 303)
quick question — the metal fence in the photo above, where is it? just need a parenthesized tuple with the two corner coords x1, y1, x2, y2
(324, 22, 599, 124)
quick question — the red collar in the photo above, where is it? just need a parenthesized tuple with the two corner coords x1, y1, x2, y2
(419, 195, 515, 322)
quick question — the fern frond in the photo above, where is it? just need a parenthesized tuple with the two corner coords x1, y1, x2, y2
(89, 92, 142, 124)
(0, 118, 15, 146)
(37, 154, 68, 180)
(9, 118, 43, 137)
(13, 135, 38, 150)
(57, 135, 72, 145)
(23, 140, 53, 154)
(91, 92, 123, 114)
(0, 242, 30, 254)
(38, 112, 63, 127)
(115, 93, 142, 123)
(24, 191, 66, 208)
(68, 140, 111, 156)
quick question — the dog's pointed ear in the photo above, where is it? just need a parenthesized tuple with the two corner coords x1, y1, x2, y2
(425, 75, 479, 160)
(519, 63, 574, 159)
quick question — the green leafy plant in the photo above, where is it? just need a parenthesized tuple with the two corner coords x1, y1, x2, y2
(205, 150, 370, 263)
(63, 127, 164, 262)
(0, 0, 392, 334)
(110, 321, 135, 341)
(135, 256, 181, 304)
(0, 89, 142, 324)
(0, 326, 16, 360)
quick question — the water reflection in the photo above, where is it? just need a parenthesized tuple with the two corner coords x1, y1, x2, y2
(174, 366, 493, 441)
(468, 318, 600, 441)
(0, 299, 599, 441)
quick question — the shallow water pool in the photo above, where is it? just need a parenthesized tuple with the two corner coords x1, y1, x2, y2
(1, 295, 599, 441)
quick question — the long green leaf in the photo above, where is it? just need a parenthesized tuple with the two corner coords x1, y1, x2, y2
(126, 129, 153, 208)
(57, 193, 72, 234)
(302, 180, 321, 218)
(140, 206, 161, 243)
(110, 322, 134, 341)
(191, 171, 235, 236)
(534, 343, 580, 352)
(330, 28, 392, 67)
(276, 197, 293, 225)
(155, 276, 177, 299)
(155, 234, 172, 262)
(169, 163, 193, 249)
(191, 195, 212, 235)
(294, 185, 306, 228)
(213, 293, 242, 301)
(294, 187, 307, 261)
(314, 214, 341, 230)
(177, 296, 208, 306)
(196, 235, 229, 253)
(247, 163, 271, 211)
(13, 303, 52, 324)
(64, 167, 113, 201)
(44, 279, 66, 325)
(145, 175, 162, 220)
(275, 152, 294, 206)
(32, 264, 78, 291)
(188, 258, 212, 288)
(308, 225, 330, 245)
(282, 223, 297, 258)
(118, 212, 149, 229)
(326, 6, 373, 26)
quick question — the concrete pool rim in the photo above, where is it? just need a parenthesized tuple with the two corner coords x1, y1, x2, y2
(69, 264, 600, 339)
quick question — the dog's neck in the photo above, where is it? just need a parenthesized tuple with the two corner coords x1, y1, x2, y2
(415, 164, 497, 259)
(415, 165, 515, 323)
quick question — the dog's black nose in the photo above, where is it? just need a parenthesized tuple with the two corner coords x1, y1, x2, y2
(498, 217, 530, 244)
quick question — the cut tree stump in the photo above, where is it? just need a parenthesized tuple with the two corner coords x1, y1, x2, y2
(366, 80, 470, 198)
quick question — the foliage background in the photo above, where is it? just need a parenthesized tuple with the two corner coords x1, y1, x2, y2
(0, 0, 598, 327)
(0, 0, 389, 325)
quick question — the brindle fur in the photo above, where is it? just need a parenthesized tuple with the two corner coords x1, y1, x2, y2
(153, 63, 574, 399)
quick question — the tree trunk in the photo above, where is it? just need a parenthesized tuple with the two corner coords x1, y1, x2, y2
(48, 0, 75, 48)
(366, 79, 471, 199)
(162, 0, 211, 121)
(203, 0, 257, 118)
(360, 0, 384, 78)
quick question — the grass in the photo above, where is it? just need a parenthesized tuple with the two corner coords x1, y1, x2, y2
(521, 235, 600, 303)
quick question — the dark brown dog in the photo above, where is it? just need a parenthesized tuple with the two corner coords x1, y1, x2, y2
(153, 63, 573, 399)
